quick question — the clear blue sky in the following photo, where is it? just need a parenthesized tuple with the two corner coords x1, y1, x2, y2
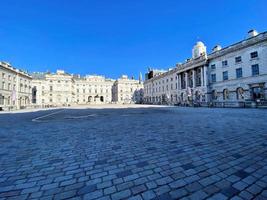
(0, 0, 266, 79)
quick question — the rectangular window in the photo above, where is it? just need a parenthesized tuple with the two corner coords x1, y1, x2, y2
(211, 74, 216, 83)
(223, 71, 228, 81)
(235, 56, 242, 63)
(222, 60, 228, 67)
(250, 51, 258, 59)
(251, 64, 259, 76)
(211, 64, 216, 70)
(236, 68, 242, 78)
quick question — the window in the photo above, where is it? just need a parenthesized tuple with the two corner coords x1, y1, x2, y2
(236, 68, 242, 78)
(223, 71, 228, 81)
(223, 89, 229, 100)
(0, 95, 4, 105)
(50, 86, 53, 91)
(211, 64, 216, 70)
(211, 90, 217, 100)
(222, 60, 228, 67)
(236, 87, 244, 100)
(211, 74, 216, 83)
(235, 56, 242, 63)
(251, 64, 259, 76)
(250, 51, 258, 59)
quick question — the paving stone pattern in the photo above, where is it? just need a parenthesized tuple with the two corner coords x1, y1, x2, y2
(0, 107, 267, 200)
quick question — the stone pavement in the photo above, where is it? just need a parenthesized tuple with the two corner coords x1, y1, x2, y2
(0, 107, 266, 200)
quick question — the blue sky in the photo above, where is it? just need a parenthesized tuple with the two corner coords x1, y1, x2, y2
(0, 0, 266, 79)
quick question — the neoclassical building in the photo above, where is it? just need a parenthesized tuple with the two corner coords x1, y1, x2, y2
(0, 62, 32, 111)
(32, 70, 74, 106)
(32, 70, 143, 107)
(112, 75, 143, 104)
(74, 75, 114, 104)
(144, 30, 267, 107)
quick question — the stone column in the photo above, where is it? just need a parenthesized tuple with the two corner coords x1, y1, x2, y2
(203, 66, 207, 87)
(185, 72, 188, 89)
(192, 69, 196, 88)
(16, 74, 20, 109)
(201, 67, 204, 87)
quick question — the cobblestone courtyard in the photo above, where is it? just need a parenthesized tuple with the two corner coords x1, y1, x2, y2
(0, 107, 267, 200)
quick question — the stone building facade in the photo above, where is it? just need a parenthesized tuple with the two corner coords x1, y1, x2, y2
(144, 30, 267, 107)
(74, 75, 114, 104)
(32, 70, 74, 106)
(112, 75, 143, 104)
(0, 62, 32, 111)
(32, 70, 143, 107)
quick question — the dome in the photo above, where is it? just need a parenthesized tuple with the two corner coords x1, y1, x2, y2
(196, 41, 205, 46)
(192, 41, 207, 59)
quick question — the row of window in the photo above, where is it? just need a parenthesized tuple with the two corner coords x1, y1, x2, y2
(2, 73, 30, 84)
(77, 89, 110, 93)
(152, 76, 177, 86)
(211, 64, 259, 82)
(210, 51, 258, 69)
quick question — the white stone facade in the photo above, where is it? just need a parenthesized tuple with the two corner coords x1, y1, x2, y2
(208, 32, 267, 106)
(144, 69, 179, 104)
(0, 62, 32, 110)
(74, 75, 114, 104)
(144, 30, 267, 107)
(32, 70, 74, 106)
(112, 75, 143, 104)
(32, 71, 143, 107)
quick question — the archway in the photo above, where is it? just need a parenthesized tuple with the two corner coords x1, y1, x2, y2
(236, 87, 244, 100)
(212, 90, 217, 100)
(195, 91, 200, 101)
(100, 96, 104, 102)
(88, 96, 92, 102)
(223, 89, 229, 100)
(0, 94, 4, 105)
(32, 87, 37, 104)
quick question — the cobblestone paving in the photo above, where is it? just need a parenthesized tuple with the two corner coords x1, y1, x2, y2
(0, 107, 267, 200)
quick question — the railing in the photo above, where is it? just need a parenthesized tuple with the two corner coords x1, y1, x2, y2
(210, 101, 267, 108)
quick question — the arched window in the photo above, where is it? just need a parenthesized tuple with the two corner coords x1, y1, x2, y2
(195, 91, 200, 101)
(236, 87, 244, 100)
(223, 89, 229, 100)
(212, 90, 217, 100)
(0, 94, 4, 105)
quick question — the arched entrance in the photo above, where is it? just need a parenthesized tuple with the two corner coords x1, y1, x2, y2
(100, 96, 104, 102)
(88, 96, 92, 102)
(212, 90, 217, 100)
(32, 87, 37, 104)
(195, 91, 200, 101)
(236, 87, 244, 100)
(0, 94, 4, 105)
(223, 89, 229, 100)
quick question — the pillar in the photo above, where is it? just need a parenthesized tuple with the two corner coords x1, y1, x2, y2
(192, 69, 196, 88)
(185, 72, 188, 89)
(201, 67, 204, 87)
(203, 66, 207, 87)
